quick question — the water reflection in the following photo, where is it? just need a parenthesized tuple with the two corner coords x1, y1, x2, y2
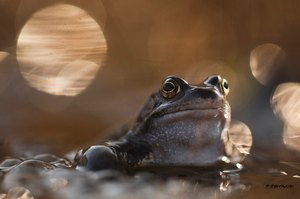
(272, 83, 300, 151)
(49, 177, 68, 191)
(250, 43, 286, 85)
(225, 120, 253, 163)
(4, 187, 34, 199)
(16, 3, 107, 96)
(0, 152, 300, 199)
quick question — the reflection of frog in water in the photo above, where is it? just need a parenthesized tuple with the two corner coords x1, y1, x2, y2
(75, 75, 243, 172)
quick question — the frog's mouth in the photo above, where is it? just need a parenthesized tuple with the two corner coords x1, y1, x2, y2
(152, 103, 230, 119)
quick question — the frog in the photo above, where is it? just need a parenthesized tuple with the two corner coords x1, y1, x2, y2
(75, 75, 237, 173)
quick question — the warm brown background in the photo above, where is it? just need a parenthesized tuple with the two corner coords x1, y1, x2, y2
(0, 0, 300, 160)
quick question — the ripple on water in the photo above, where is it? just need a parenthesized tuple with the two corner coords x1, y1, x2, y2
(0, 155, 300, 198)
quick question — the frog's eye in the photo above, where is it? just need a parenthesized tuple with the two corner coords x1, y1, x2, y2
(220, 78, 229, 96)
(160, 78, 180, 99)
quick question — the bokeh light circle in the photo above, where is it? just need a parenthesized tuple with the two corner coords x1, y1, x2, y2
(225, 120, 253, 163)
(272, 82, 300, 151)
(250, 43, 286, 85)
(16, 3, 107, 96)
(283, 125, 300, 151)
(271, 83, 300, 129)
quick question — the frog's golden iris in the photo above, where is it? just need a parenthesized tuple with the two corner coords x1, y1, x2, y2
(220, 78, 229, 96)
(160, 77, 181, 99)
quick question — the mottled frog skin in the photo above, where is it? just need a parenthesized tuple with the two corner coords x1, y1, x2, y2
(75, 75, 232, 172)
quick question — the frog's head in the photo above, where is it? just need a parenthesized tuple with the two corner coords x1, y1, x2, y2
(131, 75, 231, 166)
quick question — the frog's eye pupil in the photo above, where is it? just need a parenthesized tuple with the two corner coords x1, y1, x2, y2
(220, 78, 229, 96)
(223, 81, 228, 89)
(160, 78, 180, 99)
(163, 82, 175, 92)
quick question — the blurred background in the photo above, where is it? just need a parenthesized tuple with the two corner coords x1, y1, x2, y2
(0, 0, 300, 161)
